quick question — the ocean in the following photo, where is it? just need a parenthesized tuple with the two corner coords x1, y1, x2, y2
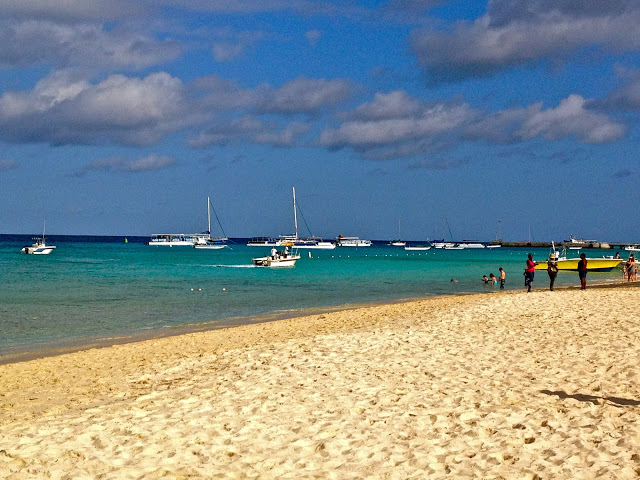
(0, 235, 625, 357)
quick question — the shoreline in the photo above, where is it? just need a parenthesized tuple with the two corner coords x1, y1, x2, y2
(1, 278, 637, 366)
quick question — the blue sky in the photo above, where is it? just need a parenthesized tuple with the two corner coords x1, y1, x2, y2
(1, 0, 639, 242)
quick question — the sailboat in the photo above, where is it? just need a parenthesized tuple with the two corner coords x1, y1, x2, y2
(282, 187, 335, 249)
(388, 219, 406, 247)
(194, 197, 228, 249)
(22, 221, 56, 255)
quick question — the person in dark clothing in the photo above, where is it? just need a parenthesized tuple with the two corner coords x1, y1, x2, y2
(577, 253, 588, 290)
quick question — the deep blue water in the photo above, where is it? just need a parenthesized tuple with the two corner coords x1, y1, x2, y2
(0, 235, 625, 356)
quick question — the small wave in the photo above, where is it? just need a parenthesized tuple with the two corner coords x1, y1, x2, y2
(209, 264, 257, 268)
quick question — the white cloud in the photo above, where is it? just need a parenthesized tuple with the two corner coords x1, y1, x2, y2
(0, 70, 203, 146)
(0, 20, 181, 69)
(254, 76, 353, 114)
(0, 0, 143, 22)
(516, 95, 626, 144)
(411, 0, 640, 82)
(71, 154, 176, 176)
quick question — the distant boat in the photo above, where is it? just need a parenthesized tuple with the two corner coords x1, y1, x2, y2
(404, 245, 431, 251)
(22, 222, 56, 255)
(251, 187, 335, 250)
(388, 219, 406, 247)
(336, 235, 372, 247)
(458, 241, 485, 249)
(148, 233, 208, 246)
(247, 237, 280, 247)
(624, 246, 640, 252)
(194, 197, 228, 250)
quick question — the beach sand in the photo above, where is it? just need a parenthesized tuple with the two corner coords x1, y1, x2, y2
(1, 286, 640, 479)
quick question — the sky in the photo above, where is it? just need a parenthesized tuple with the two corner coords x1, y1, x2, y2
(1, 0, 639, 243)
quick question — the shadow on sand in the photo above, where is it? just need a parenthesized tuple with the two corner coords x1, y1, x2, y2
(541, 389, 640, 407)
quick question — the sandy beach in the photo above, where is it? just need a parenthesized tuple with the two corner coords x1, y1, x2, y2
(1, 286, 640, 479)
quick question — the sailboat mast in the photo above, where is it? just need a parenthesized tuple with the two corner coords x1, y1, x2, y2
(292, 187, 298, 239)
(207, 197, 211, 235)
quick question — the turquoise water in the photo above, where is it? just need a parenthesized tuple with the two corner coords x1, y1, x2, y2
(0, 236, 625, 355)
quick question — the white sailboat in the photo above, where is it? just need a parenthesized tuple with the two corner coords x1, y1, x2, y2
(194, 197, 228, 250)
(388, 219, 406, 247)
(22, 222, 56, 255)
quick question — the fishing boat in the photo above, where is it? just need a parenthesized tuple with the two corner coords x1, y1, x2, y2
(336, 235, 372, 247)
(535, 246, 623, 272)
(252, 250, 301, 267)
(22, 223, 56, 255)
(194, 197, 228, 250)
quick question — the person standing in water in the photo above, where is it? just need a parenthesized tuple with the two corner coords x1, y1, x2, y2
(577, 253, 588, 290)
(498, 268, 506, 289)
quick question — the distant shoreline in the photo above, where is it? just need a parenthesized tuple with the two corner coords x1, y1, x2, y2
(2, 278, 637, 366)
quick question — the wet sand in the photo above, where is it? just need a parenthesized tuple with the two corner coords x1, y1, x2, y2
(1, 286, 640, 479)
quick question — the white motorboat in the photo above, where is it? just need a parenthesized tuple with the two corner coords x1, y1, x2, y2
(148, 233, 209, 246)
(458, 241, 485, 249)
(194, 197, 228, 249)
(404, 245, 431, 251)
(252, 250, 301, 267)
(22, 222, 56, 255)
(336, 235, 372, 247)
(247, 237, 281, 247)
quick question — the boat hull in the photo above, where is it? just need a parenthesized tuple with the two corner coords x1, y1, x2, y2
(22, 245, 56, 255)
(252, 255, 300, 267)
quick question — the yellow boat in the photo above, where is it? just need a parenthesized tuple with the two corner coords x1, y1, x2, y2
(535, 253, 623, 272)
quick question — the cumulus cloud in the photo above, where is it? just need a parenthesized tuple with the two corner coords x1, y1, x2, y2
(254, 76, 353, 114)
(319, 91, 475, 152)
(70, 154, 176, 176)
(0, 70, 204, 146)
(0, 20, 181, 69)
(515, 95, 626, 144)
(317, 90, 625, 160)
(0, 159, 19, 171)
(595, 70, 640, 111)
(411, 0, 640, 82)
(0, 0, 143, 22)
(188, 117, 310, 148)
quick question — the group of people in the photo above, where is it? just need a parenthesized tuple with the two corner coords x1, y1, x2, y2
(270, 246, 290, 259)
(483, 251, 636, 293)
(525, 252, 588, 291)
(482, 268, 506, 289)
